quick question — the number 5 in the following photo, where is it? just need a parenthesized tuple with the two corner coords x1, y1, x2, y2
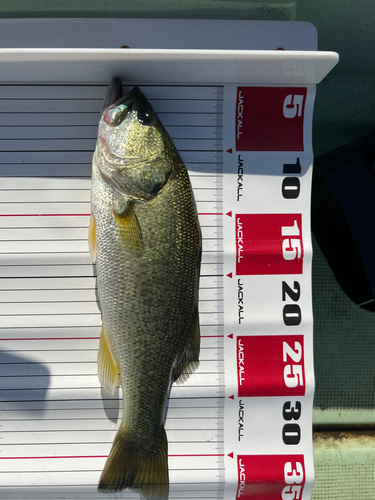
(282, 238, 302, 260)
(283, 95, 304, 118)
(284, 365, 304, 387)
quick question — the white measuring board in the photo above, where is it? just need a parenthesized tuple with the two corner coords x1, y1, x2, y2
(0, 24, 338, 500)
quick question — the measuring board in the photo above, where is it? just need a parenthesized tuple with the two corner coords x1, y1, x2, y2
(0, 21, 338, 500)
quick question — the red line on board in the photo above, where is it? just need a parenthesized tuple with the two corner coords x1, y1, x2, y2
(0, 455, 107, 460)
(169, 454, 225, 457)
(0, 213, 222, 217)
(1, 454, 225, 460)
(0, 337, 100, 341)
(0, 214, 91, 217)
(1, 336, 223, 341)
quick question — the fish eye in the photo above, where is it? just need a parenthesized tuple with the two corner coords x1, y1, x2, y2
(137, 108, 154, 125)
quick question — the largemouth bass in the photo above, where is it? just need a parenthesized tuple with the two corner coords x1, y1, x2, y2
(89, 78, 201, 499)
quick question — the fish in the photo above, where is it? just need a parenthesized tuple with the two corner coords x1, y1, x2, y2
(89, 78, 201, 500)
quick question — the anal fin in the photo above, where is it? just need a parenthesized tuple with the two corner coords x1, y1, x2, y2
(88, 214, 97, 263)
(113, 201, 143, 254)
(173, 309, 200, 385)
(97, 322, 119, 395)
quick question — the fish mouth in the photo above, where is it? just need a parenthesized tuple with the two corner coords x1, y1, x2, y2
(102, 86, 141, 127)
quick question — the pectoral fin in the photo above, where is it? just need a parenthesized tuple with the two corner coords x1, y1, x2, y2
(173, 309, 200, 385)
(88, 214, 97, 263)
(113, 201, 143, 254)
(97, 322, 119, 395)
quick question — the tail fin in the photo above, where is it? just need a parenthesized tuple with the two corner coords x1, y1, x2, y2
(98, 425, 169, 500)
